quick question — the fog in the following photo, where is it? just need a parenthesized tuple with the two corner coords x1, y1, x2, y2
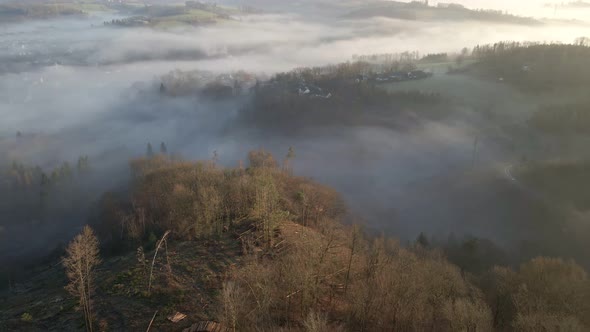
(1, 9, 590, 263)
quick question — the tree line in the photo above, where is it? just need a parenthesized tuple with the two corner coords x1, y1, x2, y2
(1, 156, 92, 223)
(472, 41, 590, 91)
(48, 149, 590, 331)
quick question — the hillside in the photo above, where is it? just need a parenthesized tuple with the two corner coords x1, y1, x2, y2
(105, 2, 238, 28)
(0, 1, 239, 27)
(0, 2, 88, 23)
(518, 160, 590, 211)
(344, 1, 540, 25)
(466, 42, 590, 138)
(2, 152, 590, 331)
(3, 0, 590, 330)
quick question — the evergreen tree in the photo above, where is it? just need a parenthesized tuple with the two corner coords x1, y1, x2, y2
(160, 142, 168, 155)
(416, 232, 430, 248)
(284, 146, 296, 172)
(60, 162, 73, 179)
(287, 146, 295, 160)
(40, 172, 49, 210)
(77, 156, 89, 174)
(146, 143, 154, 158)
(51, 170, 59, 183)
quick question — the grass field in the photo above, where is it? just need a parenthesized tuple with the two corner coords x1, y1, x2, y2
(151, 9, 223, 28)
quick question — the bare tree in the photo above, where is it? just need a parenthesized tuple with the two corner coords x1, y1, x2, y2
(63, 226, 101, 332)
(303, 310, 329, 332)
(253, 170, 279, 249)
(219, 281, 244, 331)
(511, 257, 590, 330)
(575, 36, 590, 47)
(344, 225, 361, 295)
(283, 146, 295, 173)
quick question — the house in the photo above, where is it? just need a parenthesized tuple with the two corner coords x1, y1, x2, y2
(408, 70, 433, 79)
(105, 16, 150, 27)
(372, 70, 433, 83)
(297, 83, 331, 98)
(437, 3, 465, 9)
(390, 72, 407, 81)
(355, 74, 369, 83)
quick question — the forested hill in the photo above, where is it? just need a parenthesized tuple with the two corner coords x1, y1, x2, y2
(471, 41, 590, 91)
(3, 152, 590, 331)
(344, 1, 540, 25)
(0, 2, 87, 23)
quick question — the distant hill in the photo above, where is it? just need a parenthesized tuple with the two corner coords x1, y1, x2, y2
(344, 1, 541, 25)
(0, 1, 115, 23)
(470, 42, 590, 91)
(553, 1, 590, 8)
(104, 2, 237, 29)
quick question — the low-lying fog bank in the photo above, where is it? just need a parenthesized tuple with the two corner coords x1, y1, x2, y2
(2, 12, 590, 264)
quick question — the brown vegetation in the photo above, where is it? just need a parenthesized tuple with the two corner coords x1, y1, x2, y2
(112, 152, 344, 245)
(4, 150, 590, 331)
(95, 152, 590, 331)
(63, 225, 101, 332)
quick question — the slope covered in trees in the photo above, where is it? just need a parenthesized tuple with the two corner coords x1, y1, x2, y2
(3, 151, 590, 331)
(471, 42, 590, 92)
(0, 2, 86, 22)
(467, 42, 590, 138)
(241, 62, 448, 133)
(0, 155, 101, 264)
(344, 1, 540, 25)
(519, 160, 590, 211)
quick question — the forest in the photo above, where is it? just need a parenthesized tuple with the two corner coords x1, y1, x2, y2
(240, 62, 448, 133)
(0, 2, 85, 22)
(3, 150, 590, 331)
(2, 1, 590, 330)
